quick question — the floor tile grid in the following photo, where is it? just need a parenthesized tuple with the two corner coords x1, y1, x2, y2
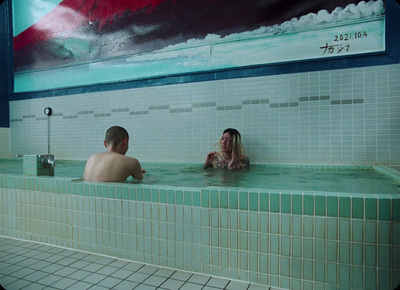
(0, 237, 272, 290)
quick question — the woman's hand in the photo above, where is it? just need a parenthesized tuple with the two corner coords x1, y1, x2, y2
(204, 151, 216, 169)
(228, 151, 238, 170)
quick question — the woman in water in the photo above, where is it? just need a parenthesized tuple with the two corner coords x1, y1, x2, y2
(203, 128, 249, 170)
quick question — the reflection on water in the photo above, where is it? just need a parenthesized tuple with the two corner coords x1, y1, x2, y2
(138, 164, 399, 194)
(1, 160, 399, 194)
(141, 166, 249, 188)
(202, 168, 248, 187)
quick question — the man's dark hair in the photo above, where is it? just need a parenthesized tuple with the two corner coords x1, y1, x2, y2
(105, 126, 129, 146)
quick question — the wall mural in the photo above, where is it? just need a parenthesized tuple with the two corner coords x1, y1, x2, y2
(12, 0, 385, 92)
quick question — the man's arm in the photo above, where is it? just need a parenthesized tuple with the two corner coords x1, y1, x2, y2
(129, 157, 144, 180)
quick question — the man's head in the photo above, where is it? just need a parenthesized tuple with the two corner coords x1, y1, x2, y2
(105, 126, 129, 154)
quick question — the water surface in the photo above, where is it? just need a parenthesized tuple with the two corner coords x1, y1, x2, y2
(1, 159, 399, 194)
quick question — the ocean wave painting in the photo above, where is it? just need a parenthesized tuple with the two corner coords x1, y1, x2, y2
(12, 0, 386, 92)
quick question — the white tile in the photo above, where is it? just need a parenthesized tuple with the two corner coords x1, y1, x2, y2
(36, 274, 63, 286)
(65, 281, 92, 290)
(111, 268, 134, 280)
(225, 280, 251, 290)
(8, 267, 36, 279)
(188, 273, 210, 285)
(250, 284, 276, 290)
(97, 276, 122, 288)
(160, 278, 185, 290)
(123, 261, 144, 272)
(138, 265, 159, 275)
(180, 282, 204, 290)
(202, 286, 221, 290)
(21, 282, 47, 290)
(206, 277, 230, 288)
(55, 267, 77, 277)
(23, 271, 50, 282)
(134, 284, 157, 290)
(113, 280, 138, 290)
(41, 263, 64, 274)
(96, 265, 119, 276)
(51, 277, 77, 289)
(81, 262, 104, 273)
(4, 279, 32, 289)
(69, 260, 91, 269)
(82, 272, 107, 284)
(153, 268, 175, 278)
(94, 256, 116, 265)
(170, 271, 192, 281)
(143, 275, 168, 287)
(127, 272, 150, 283)
(68, 269, 92, 281)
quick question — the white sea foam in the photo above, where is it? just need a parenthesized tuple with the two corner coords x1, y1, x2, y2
(161, 0, 384, 49)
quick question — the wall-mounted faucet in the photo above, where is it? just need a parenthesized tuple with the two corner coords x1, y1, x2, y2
(40, 154, 56, 168)
(17, 154, 55, 176)
(14, 108, 56, 176)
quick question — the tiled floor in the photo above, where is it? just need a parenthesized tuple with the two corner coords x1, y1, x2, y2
(0, 237, 272, 290)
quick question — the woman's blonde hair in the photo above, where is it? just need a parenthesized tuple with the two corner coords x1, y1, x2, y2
(217, 128, 245, 155)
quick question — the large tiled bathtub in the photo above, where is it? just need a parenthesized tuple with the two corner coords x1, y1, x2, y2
(0, 159, 399, 289)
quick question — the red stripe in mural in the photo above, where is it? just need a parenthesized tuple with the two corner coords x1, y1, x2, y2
(14, 0, 170, 50)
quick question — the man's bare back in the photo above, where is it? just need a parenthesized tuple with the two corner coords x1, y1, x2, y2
(83, 126, 144, 182)
(83, 152, 143, 182)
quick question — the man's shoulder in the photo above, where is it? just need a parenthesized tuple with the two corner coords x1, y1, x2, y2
(87, 152, 103, 162)
(122, 154, 138, 161)
(90, 151, 109, 157)
(120, 155, 140, 166)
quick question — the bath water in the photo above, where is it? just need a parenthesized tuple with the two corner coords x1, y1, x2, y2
(1, 159, 399, 194)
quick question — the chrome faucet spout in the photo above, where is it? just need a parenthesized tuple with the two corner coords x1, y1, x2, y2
(41, 155, 56, 168)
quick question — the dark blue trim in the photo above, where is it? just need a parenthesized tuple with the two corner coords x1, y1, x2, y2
(386, 0, 400, 61)
(0, 0, 12, 127)
(7, 0, 400, 102)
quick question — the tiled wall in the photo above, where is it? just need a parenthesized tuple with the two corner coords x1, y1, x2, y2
(9, 63, 400, 166)
(0, 128, 9, 157)
(1, 175, 399, 289)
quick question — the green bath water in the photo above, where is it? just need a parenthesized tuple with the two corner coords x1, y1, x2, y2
(1, 159, 399, 194)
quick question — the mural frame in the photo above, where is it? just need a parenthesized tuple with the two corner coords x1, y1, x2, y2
(6, 0, 400, 100)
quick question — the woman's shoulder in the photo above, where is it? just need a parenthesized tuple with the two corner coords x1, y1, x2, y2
(238, 154, 249, 161)
(236, 154, 250, 169)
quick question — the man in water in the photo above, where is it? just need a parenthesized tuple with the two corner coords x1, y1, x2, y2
(83, 126, 145, 182)
(203, 128, 249, 170)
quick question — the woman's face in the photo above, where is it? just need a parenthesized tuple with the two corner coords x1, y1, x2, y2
(220, 132, 233, 153)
